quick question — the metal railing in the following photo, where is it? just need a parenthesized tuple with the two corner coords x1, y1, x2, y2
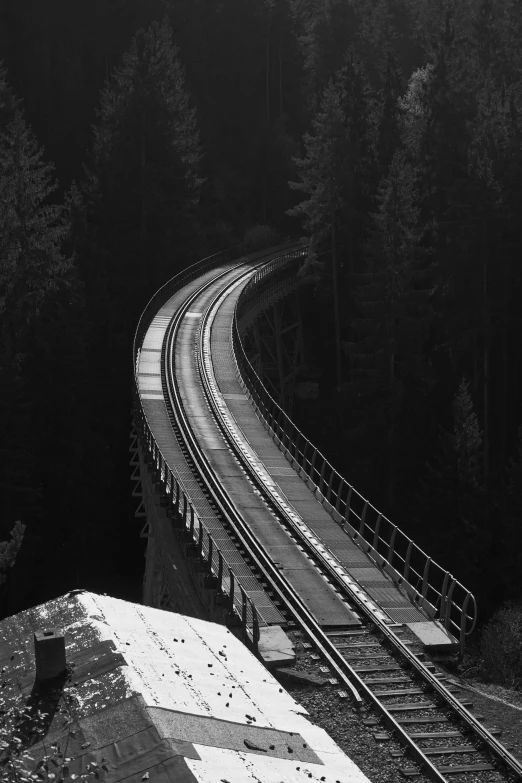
(233, 264, 477, 653)
(133, 392, 260, 649)
(132, 238, 300, 649)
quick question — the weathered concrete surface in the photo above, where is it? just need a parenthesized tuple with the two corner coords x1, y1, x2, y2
(406, 621, 459, 651)
(258, 625, 296, 668)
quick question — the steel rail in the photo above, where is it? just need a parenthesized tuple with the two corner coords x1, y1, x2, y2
(226, 263, 522, 782)
(134, 244, 522, 781)
(163, 257, 372, 706)
(195, 268, 454, 783)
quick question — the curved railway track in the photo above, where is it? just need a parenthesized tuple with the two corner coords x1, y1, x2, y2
(144, 245, 522, 783)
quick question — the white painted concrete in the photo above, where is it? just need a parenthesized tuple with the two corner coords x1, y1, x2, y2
(79, 593, 372, 783)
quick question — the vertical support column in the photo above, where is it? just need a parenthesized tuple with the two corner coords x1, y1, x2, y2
(294, 288, 306, 368)
(142, 527, 157, 606)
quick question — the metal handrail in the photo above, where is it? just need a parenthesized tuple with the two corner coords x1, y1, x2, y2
(132, 237, 301, 649)
(233, 265, 477, 653)
(134, 389, 261, 650)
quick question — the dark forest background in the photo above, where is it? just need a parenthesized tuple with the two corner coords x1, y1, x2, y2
(1, 0, 522, 644)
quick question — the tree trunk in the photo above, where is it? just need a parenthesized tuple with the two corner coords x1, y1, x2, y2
(266, 21, 270, 124)
(473, 326, 479, 399)
(483, 249, 489, 479)
(140, 120, 147, 280)
(262, 170, 267, 224)
(279, 38, 283, 117)
(500, 256, 510, 467)
(331, 212, 342, 390)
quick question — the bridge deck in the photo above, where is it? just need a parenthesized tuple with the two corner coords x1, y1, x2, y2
(138, 263, 285, 627)
(175, 265, 359, 629)
(138, 255, 451, 647)
(211, 278, 429, 627)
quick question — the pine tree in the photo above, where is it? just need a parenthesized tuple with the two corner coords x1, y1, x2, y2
(0, 68, 74, 567)
(289, 0, 358, 118)
(0, 99, 74, 372)
(89, 16, 206, 286)
(0, 521, 25, 585)
(287, 73, 351, 264)
(350, 0, 399, 84)
(375, 48, 404, 177)
(0, 62, 20, 125)
(507, 426, 522, 506)
(343, 146, 434, 505)
(417, 377, 485, 562)
(469, 0, 502, 83)
(336, 47, 379, 274)
(452, 377, 483, 490)
(287, 73, 352, 386)
(496, 0, 522, 86)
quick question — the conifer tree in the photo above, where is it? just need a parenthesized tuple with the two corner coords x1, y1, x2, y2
(375, 48, 404, 177)
(287, 74, 351, 386)
(0, 66, 73, 562)
(343, 146, 434, 505)
(0, 63, 20, 125)
(89, 16, 206, 286)
(0, 521, 25, 585)
(0, 93, 74, 372)
(350, 0, 398, 84)
(337, 47, 379, 271)
(289, 0, 358, 117)
(469, 0, 502, 84)
(417, 378, 485, 562)
(507, 426, 522, 505)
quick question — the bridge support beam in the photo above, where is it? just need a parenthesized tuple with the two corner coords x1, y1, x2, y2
(243, 290, 305, 416)
(131, 419, 280, 657)
(133, 430, 209, 618)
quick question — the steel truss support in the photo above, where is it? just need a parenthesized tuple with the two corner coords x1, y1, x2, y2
(243, 289, 305, 416)
(131, 418, 209, 617)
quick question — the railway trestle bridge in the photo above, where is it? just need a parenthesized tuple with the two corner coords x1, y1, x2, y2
(129, 240, 522, 782)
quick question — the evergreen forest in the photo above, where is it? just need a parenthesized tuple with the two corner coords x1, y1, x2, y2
(1, 0, 522, 663)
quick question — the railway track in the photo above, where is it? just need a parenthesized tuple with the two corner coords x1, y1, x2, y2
(156, 246, 522, 782)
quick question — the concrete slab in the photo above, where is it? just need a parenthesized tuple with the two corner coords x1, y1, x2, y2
(258, 625, 295, 669)
(406, 621, 459, 651)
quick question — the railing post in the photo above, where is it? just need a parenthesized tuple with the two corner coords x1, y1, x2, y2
(422, 557, 431, 601)
(326, 469, 335, 504)
(197, 518, 203, 557)
(310, 449, 317, 482)
(228, 569, 235, 614)
(359, 501, 368, 537)
(460, 593, 471, 656)
(444, 578, 456, 630)
(344, 486, 353, 528)
(189, 504, 195, 540)
(176, 479, 181, 515)
(208, 535, 214, 572)
(439, 570, 450, 621)
(335, 479, 344, 514)
(241, 585, 248, 631)
(218, 550, 224, 592)
(404, 539, 413, 582)
(252, 603, 260, 655)
(373, 513, 382, 552)
(388, 525, 397, 567)
(319, 460, 327, 495)
(302, 440, 309, 473)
